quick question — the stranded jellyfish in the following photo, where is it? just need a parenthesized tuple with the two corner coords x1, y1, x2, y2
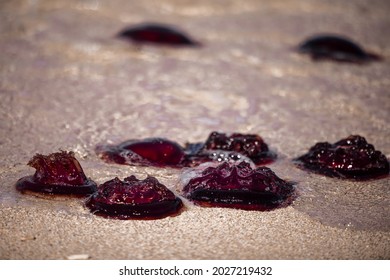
(185, 132, 276, 166)
(182, 161, 295, 211)
(96, 138, 185, 167)
(97, 132, 275, 168)
(117, 23, 200, 46)
(86, 176, 183, 219)
(16, 151, 97, 196)
(96, 136, 251, 168)
(298, 35, 381, 63)
(294, 135, 389, 180)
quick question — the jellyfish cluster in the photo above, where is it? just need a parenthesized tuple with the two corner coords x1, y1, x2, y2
(16, 132, 388, 219)
(15, 23, 388, 220)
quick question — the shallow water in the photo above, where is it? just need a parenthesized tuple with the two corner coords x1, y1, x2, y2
(0, 0, 389, 259)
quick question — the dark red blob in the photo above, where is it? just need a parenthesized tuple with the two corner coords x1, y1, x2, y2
(298, 35, 381, 63)
(117, 23, 200, 46)
(97, 133, 275, 168)
(16, 151, 97, 196)
(97, 137, 248, 168)
(182, 162, 295, 211)
(96, 138, 185, 167)
(185, 132, 276, 165)
(86, 176, 183, 219)
(294, 135, 389, 180)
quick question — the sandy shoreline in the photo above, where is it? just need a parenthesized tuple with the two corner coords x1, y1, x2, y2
(1, 0, 389, 259)
(1, 199, 389, 259)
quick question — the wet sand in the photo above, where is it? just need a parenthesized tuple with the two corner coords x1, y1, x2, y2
(0, 0, 389, 259)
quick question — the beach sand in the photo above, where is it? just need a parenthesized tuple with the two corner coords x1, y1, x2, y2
(0, 0, 389, 259)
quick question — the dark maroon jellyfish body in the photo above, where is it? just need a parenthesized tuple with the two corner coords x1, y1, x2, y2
(185, 132, 276, 166)
(182, 161, 295, 211)
(294, 135, 389, 180)
(86, 176, 183, 219)
(96, 136, 249, 168)
(96, 138, 185, 168)
(117, 23, 200, 46)
(16, 151, 97, 196)
(298, 35, 381, 63)
(97, 133, 275, 168)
